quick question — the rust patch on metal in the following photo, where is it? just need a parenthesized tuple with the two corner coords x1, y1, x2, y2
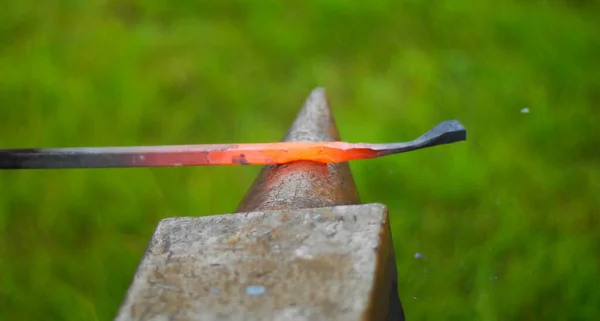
(232, 153, 250, 165)
(236, 88, 360, 212)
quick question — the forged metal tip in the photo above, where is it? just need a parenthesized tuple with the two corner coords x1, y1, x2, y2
(372, 120, 467, 157)
(421, 120, 466, 145)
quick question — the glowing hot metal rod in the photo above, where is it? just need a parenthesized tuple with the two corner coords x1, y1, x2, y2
(0, 120, 465, 170)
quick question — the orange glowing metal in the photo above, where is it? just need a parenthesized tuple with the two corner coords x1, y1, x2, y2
(0, 120, 465, 170)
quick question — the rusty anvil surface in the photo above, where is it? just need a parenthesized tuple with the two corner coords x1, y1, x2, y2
(115, 88, 405, 321)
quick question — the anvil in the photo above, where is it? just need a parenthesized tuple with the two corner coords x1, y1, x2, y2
(3, 88, 466, 321)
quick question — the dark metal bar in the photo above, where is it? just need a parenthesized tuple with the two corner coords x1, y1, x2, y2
(372, 120, 465, 156)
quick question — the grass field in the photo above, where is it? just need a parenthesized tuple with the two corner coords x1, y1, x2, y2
(1, 1, 599, 320)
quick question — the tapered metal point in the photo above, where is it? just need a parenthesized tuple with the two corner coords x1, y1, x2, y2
(236, 88, 360, 212)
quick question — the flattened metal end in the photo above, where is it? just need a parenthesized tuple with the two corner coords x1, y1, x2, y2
(372, 120, 467, 157)
(236, 88, 360, 212)
(421, 120, 466, 145)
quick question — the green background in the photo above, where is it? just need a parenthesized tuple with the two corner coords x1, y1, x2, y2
(1, 1, 598, 320)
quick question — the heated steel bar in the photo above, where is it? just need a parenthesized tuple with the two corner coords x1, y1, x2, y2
(0, 123, 465, 170)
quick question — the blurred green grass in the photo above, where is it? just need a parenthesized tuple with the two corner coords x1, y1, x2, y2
(1, 0, 599, 320)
